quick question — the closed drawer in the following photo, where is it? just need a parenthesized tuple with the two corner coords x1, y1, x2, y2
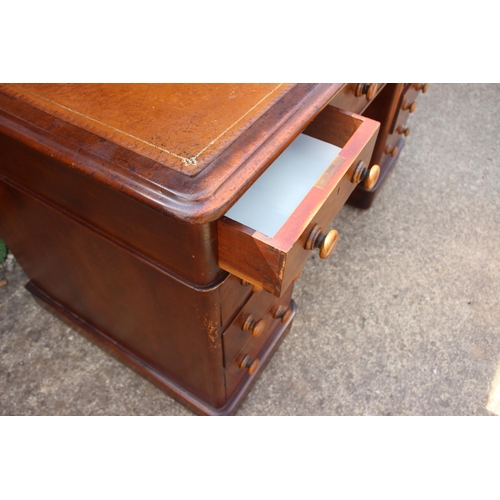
(382, 131, 401, 159)
(224, 288, 295, 398)
(328, 83, 384, 115)
(390, 83, 425, 134)
(218, 105, 380, 297)
(222, 284, 294, 368)
(219, 274, 254, 328)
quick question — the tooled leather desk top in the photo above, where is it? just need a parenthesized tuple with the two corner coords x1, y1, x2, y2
(0, 83, 340, 222)
(3, 84, 292, 176)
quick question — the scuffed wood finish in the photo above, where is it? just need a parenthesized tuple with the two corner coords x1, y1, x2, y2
(0, 167, 297, 414)
(0, 132, 221, 285)
(28, 279, 295, 416)
(0, 84, 342, 223)
(0, 178, 226, 407)
(218, 106, 380, 296)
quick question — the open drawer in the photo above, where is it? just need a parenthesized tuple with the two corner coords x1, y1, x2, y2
(218, 105, 380, 297)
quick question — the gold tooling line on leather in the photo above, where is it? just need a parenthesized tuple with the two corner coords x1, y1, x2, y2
(9, 84, 284, 167)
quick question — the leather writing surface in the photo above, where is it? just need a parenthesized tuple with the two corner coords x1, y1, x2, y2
(3, 84, 292, 176)
(0, 83, 341, 222)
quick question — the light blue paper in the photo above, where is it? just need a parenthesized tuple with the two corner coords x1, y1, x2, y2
(225, 134, 341, 237)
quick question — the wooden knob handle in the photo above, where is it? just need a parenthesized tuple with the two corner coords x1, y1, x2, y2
(415, 83, 429, 93)
(273, 304, 293, 324)
(319, 230, 338, 259)
(305, 225, 339, 259)
(397, 125, 411, 137)
(352, 160, 380, 190)
(364, 164, 380, 190)
(385, 144, 399, 158)
(402, 100, 417, 113)
(243, 316, 265, 337)
(240, 355, 259, 375)
(355, 83, 378, 101)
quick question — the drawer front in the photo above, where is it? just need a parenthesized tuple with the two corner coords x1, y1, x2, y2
(224, 288, 294, 398)
(218, 105, 380, 297)
(382, 131, 401, 159)
(219, 274, 254, 328)
(328, 83, 385, 115)
(377, 136, 405, 190)
(392, 84, 428, 139)
(383, 83, 428, 162)
(222, 285, 294, 368)
(390, 83, 427, 135)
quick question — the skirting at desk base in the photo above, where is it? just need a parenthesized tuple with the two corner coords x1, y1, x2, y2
(27, 281, 296, 416)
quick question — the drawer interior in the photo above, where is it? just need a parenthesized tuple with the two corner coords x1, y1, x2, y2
(224, 134, 342, 238)
(218, 105, 380, 296)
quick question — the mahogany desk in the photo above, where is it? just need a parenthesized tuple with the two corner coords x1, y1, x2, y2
(0, 84, 424, 415)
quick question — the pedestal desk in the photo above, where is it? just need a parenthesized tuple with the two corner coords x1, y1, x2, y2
(0, 84, 425, 415)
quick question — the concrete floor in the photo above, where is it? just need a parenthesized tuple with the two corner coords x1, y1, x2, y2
(1, 83, 499, 416)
